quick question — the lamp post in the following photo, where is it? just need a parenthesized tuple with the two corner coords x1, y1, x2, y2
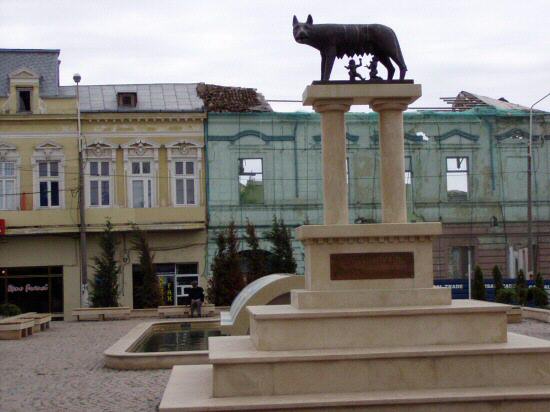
(527, 91, 550, 277)
(74, 73, 88, 307)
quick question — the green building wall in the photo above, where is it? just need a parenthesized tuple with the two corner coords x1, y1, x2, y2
(205, 109, 550, 279)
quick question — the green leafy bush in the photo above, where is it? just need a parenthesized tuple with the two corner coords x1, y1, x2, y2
(529, 287, 549, 308)
(515, 270, 528, 306)
(495, 288, 517, 304)
(0, 303, 22, 317)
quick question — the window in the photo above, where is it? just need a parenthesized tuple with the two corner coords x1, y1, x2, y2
(117, 92, 137, 108)
(446, 157, 468, 200)
(448, 246, 474, 279)
(405, 156, 412, 185)
(38, 161, 60, 207)
(239, 158, 263, 204)
(0, 161, 17, 210)
(130, 160, 153, 208)
(173, 160, 197, 205)
(17, 88, 32, 112)
(88, 161, 111, 207)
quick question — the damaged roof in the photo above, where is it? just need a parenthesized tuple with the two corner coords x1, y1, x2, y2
(196, 83, 272, 112)
(443, 91, 544, 112)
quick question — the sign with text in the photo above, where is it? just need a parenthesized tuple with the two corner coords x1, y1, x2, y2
(330, 252, 414, 280)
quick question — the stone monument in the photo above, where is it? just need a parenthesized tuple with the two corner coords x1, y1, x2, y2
(159, 18, 550, 412)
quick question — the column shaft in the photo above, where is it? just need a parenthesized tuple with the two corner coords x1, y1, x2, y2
(373, 101, 408, 223)
(315, 103, 350, 225)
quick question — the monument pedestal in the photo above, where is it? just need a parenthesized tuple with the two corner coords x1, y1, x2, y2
(159, 83, 550, 411)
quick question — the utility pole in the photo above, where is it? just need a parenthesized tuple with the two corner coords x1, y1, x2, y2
(74, 73, 89, 307)
(527, 91, 550, 277)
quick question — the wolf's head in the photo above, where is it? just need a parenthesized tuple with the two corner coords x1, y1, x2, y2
(292, 15, 314, 45)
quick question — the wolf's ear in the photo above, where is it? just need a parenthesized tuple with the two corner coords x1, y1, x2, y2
(306, 14, 313, 24)
(293, 15, 298, 26)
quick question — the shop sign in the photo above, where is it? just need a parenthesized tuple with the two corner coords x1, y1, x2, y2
(7, 283, 49, 293)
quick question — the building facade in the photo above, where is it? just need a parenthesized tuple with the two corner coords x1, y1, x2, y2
(205, 107, 550, 281)
(0, 50, 208, 318)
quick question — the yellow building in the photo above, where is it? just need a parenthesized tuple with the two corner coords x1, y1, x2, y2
(0, 49, 207, 319)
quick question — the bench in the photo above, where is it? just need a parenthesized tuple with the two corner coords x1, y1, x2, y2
(72, 306, 131, 321)
(14, 312, 52, 332)
(0, 318, 35, 340)
(158, 304, 216, 318)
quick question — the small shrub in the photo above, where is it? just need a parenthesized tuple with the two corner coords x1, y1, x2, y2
(515, 270, 528, 306)
(472, 265, 486, 300)
(495, 288, 517, 304)
(529, 287, 549, 308)
(492, 265, 504, 295)
(0, 303, 22, 317)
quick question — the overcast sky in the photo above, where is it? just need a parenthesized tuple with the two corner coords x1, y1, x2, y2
(2, 0, 549, 111)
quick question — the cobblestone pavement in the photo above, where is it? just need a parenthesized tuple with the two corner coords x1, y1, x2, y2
(1, 318, 550, 412)
(0, 319, 170, 412)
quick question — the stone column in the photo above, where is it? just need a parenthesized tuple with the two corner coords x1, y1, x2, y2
(313, 101, 351, 225)
(370, 99, 409, 224)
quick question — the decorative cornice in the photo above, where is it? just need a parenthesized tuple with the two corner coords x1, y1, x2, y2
(302, 234, 434, 246)
(434, 129, 479, 142)
(370, 132, 425, 144)
(312, 132, 359, 144)
(495, 128, 542, 141)
(208, 129, 295, 143)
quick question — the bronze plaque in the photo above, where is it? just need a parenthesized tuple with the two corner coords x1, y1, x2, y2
(330, 252, 414, 280)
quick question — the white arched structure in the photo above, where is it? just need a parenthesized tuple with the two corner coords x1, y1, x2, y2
(220, 274, 305, 336)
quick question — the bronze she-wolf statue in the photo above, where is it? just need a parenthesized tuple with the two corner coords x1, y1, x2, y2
(293, 15, 407, 82)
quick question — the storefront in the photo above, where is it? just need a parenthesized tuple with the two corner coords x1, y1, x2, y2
(0, 266, 64, 315)
(133, 262, 199, 307)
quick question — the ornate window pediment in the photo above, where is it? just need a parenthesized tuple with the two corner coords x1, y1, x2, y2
(434, 129, 479, 143)
(9, 68, 40, 81)
(85, 141, 116, 159)
(123, 139, 159, 158)
(167, 140, 203, 160)
(496, 128, 531, 141)
(33, 141, 64, 160)
(0, 142, 18, 161)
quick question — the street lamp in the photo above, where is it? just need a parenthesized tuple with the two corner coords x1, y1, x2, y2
(74, 73, 88, 307)
(527, 91, 550, 276)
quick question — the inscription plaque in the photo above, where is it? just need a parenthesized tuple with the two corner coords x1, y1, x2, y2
(330, 252, 414, 280)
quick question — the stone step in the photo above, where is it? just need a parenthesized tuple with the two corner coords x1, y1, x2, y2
(160, 364, 550, 411)
(249, 300, 509, 351)
(291, 287, 451, 309)
(209, 333, 550, 398)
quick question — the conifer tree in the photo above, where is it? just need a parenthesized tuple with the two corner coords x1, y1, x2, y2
(244, 219, 267, 283)
(515, 269, 528, 306)
(207, 221, 245, 306)
(266, 215, 297, 274)
(472, 265, 486, 301)
(132, 226, 161, 308)
(90, 219, 120, 307)
(492, 265, 504, 297)
(531, 272, 548, 307)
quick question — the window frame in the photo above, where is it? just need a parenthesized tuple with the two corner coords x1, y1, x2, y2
(238, 157, 264, 205)
(32, 142, 65, 210)
(404, 155, 412, 185)
(167, 140, 203, 208)
(445, 156, 469, 201)
(0, 144, 20, 211)
(16, 88, 32, 113)
(86, 160, 114, 208)
(172, 159, 199, 206)
(128, 159, 155, 209)
(123, 140, 159, 209)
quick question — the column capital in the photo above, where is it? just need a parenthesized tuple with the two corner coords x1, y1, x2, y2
(312, 100, 352, 114)
(370, 98, 411, 113)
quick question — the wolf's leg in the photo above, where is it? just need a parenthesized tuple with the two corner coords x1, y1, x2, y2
(323, 47, 336, 81)
(320, 52, 326, 81)
(378, 55, 395, 80)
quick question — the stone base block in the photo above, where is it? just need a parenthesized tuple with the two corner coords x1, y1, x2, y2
(291, 287, 451, 309)
(160, 364, 550, 411)
(209, 333, 550, 397)
(248, 300, 508, 351)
